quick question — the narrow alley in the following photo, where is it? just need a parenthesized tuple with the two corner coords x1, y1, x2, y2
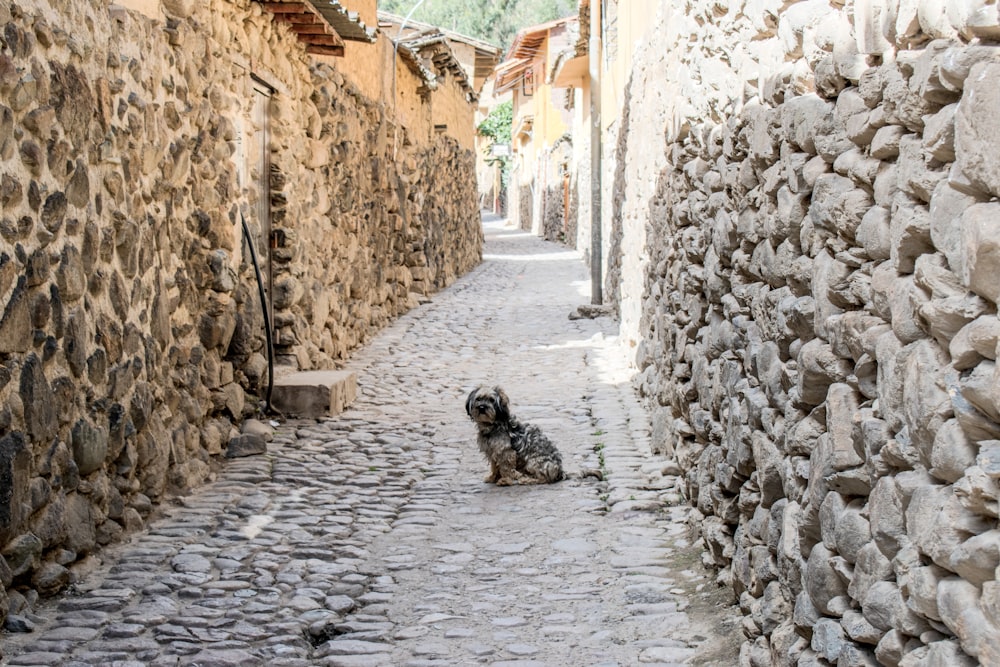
(2, 216, 739, 667)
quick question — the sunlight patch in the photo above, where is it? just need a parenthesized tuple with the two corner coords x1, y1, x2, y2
(482, 252, 580, 261)
(241, 514, 274, 539)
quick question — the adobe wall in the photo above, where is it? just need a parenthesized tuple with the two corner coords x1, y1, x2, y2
(0, 0, 481, 621)
(614, 1, 1000, 664)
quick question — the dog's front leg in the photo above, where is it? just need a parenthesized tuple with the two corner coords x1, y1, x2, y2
(484, 461, 500, 484)
(493, 450, 519, 486)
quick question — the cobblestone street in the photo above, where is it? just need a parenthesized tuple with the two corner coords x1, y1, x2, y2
(3, 216, 738, 666)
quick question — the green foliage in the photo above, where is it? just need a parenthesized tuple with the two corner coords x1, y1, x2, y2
(477, 100, 512, 145)
(380, 0, 576, 48)
(477, 101, 513, 187)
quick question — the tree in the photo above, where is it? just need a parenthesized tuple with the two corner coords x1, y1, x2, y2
(379, 0, 576, 49)
(477, 100, 513, 189)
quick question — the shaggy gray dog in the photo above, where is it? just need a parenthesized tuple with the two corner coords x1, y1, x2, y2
(465, 386, 564, 485)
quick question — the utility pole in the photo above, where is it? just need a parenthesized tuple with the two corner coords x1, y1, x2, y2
(588, 0, 603, 305)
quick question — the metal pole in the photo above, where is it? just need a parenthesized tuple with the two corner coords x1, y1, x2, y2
(588, 0, 603, 305)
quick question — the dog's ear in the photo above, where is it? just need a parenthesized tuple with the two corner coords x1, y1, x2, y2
(493, 387, 510, 421)
(465, 387, 480, 417)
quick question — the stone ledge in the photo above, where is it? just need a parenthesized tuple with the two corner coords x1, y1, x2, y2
(271, 370, 358, 419)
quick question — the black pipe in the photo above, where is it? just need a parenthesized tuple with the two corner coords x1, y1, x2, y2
(239, 210, 274, 414)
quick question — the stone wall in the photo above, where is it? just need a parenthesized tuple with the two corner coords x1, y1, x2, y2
(614, 1, 1000, 665)
(0, 0, 481, 623)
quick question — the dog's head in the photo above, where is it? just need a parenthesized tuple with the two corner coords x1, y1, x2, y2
(465, 385, 510, 428)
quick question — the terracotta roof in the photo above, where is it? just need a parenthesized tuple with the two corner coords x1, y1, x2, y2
(494, 16, 577, 93)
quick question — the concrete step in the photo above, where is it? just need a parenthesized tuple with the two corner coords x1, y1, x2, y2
(271, 370, 358, 419)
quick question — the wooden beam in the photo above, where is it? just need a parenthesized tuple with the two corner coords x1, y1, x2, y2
(261, 2, 310, 13)
(273, 13, 322, 24)
(298, 33, 342, 46)
(306, 44, 344, 57)
(289, 24, 331, 35)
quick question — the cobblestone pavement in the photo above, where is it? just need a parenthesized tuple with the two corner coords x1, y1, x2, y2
(2, 216, 739, 666)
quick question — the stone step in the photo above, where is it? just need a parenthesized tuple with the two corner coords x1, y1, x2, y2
(271, 370, 358, 419)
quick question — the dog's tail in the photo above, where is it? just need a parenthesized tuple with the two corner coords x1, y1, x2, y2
(565, 468, 604, 481)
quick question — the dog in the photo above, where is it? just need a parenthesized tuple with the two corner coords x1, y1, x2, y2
(465, 386, 565, 485)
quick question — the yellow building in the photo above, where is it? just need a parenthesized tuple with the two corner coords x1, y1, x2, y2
(494, 17, 578, 239)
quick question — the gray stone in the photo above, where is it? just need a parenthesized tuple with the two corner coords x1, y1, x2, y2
(929, 180, 981, 276)
(948, 530, 1000, 586)
(0, 276, 30, 353)
(898, 134, 946, 202)
(903, 640, 978, 667)
(890, 198, 932, 274)
(64, 491, 96, 555)
(907, 484, 992, 571)
(861, 580, 929, 636)
(225, 434, 267, 459)
(271, 370, 358, 419)
(901, 339, 952, 463)
(870, 476, 907, 558)
(920, 293, 994, 351)
(959, 361, 1000, 424)
(31, 562, 69, 596)
(0, 432, 30, 546)
(2, 532, 42, 577)
(842, 609, 883, 645)
(811, 616, 847, 661)
(805, 543, 849, 615)
(56, 245, 86, 302)
(240, 418, 274, 442)
(954, 466, 1000, 518)
(834, 502, 871, 564)
(929, 419, 977, 483)
(959, 202, 1000, 303)
(923, 103, 957, 162)
(874, 629, 908, 667)
(906, 563, 946, 622)
(20, 353, 57, 443)
(796, 340, 851, 406)
(71, 419, 108, 477)
(937, 577, 1000, 661)
(954, 61, 1000, 197)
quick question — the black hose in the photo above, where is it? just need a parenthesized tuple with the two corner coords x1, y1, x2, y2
(239, 210, 274, 414)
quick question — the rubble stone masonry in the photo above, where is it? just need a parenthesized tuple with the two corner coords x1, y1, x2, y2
(613, 0, 1000, 664)
(0, 0, 481, 621)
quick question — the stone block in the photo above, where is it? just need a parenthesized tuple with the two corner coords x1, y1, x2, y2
(796, 339, 852, 406)
(0, 433, 30, 546)
(937, 577, 1000, 661)
(805, 543, 849, 615)
(870, 476, 907, 558)
(889, 197, 932, 274)
(271, 370, 358, 419)
(950, 315, 1000, 370)
(849, 541, 893, 603)
(940, 46, 1000, 93)
(857, 206, 891, 260)
(920, 293, 992, 350)
(871, 125, 906, 160)
(901, 339, 952, 458)
(955, 62, 1000, 197)
(954, 465, 1000, 518)
(959, 201, 1000, 303)
(897, 134, 946, 203)
(948, 529, 1000, 586)
(225, 434, 267, 459)
(929, 419, 977, 483)
(908, 483, 992, 570)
